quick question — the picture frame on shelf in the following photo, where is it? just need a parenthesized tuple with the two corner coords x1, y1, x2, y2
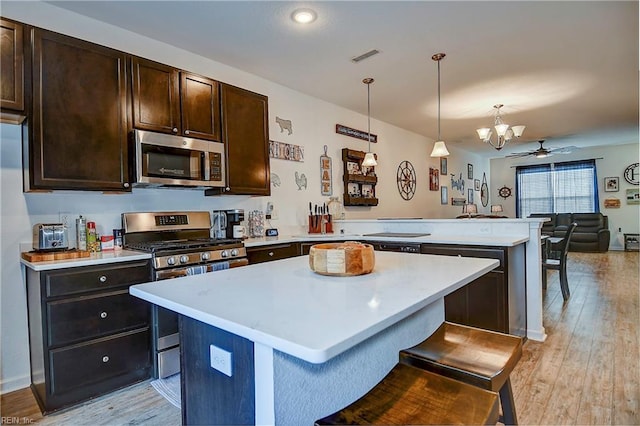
(440, 186, 448, 205)
(467, 163, 473, 179)
(474, 179, 480, 191)
(440, 157, 447, 175)
(346, 161, 360, 175)
(604, 176, 619, 192)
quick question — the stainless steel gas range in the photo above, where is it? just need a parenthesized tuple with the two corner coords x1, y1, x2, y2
(122, 211, 248, 378)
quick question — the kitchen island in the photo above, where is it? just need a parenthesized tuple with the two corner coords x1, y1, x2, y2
(130, 251, 498, 425)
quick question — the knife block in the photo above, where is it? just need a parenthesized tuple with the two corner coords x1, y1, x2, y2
(308, 215, 333, 234)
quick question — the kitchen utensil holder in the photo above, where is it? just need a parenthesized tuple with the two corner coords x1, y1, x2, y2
(308, 215, 333, 234)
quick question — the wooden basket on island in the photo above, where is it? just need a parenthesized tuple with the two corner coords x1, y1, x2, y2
(308, 242, 375, 276)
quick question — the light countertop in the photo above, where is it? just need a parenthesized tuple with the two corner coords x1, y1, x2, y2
(20, 249, 151, 271)
(244, 233, 528, 247)
(130, 252, 498, 363)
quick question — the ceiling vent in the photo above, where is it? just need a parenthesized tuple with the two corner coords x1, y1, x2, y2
(351, 49, 380, 63)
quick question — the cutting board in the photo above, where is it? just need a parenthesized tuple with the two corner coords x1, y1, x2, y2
(22, 249, 91, 262)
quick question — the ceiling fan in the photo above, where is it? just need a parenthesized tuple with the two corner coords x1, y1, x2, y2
(506, 140, 578, 159)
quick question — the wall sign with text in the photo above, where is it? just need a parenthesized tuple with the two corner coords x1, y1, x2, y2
(335, 124, 377, 143)
(269, 140, 304, 162)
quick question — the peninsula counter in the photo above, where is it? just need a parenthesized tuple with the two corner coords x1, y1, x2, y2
(130, 251, 498, 425)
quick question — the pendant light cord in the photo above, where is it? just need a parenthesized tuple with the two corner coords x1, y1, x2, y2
(437, 59, 441, 141)
(367, 81, 371, 151)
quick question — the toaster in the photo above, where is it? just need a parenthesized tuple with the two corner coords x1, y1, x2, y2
(33, 223, 69, 251)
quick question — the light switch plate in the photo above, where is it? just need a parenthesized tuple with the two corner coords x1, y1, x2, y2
(210, 344, 232, 377)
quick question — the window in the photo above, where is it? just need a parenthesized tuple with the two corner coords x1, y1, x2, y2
(516, 160, 599, 218)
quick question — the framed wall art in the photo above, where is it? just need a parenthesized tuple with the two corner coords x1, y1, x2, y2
(467, 163, 473, 179)
(474, 179, 480, 191)
(626, 188, 639, 204)
(440, 186, 448, 205)
(468, 188, 474, 204)
(604, 176, 619, 192)
(440, 157, 447, 175)
(429, 167, 439, 191)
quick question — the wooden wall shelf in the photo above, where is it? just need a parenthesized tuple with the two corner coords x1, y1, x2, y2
(342, 148, 378, 206)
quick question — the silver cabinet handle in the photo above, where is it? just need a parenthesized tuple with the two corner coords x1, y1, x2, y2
(268, 251, 274, 257)
(102, 356, 109, 363)
(172, 127, 178, 133)
(184, 130, 190, 135)
(123, 182, 130, 188)
(100, 312, 108, 319)
(99, 275, 107, 283)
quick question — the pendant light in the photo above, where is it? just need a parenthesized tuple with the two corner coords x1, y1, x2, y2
(430, 53, 450, 157)
(362, 77, 377, 167)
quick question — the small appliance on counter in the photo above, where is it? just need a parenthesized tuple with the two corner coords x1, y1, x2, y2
(32, 223, 69, 251)
(212, 209, 246, 239)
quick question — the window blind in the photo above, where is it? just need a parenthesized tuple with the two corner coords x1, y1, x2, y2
(516, 159, 599, 218)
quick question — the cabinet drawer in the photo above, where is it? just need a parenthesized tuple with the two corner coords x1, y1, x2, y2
(49, 328, 150, 396)
(420, 244, 505, 271)
(47, 290, 149, 347)
(45, 260, 151, 298)
(247, 243, 299, 264)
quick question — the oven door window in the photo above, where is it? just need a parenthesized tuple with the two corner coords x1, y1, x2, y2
(142, 145, 204, 180)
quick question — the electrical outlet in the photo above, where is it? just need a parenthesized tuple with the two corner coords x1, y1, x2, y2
(58, 211, 71, 227)
(210, 344, 232, 377)
(270, 207, 279, 220)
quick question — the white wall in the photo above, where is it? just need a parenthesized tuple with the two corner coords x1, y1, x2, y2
(0, 2, 488, 392)
(490, 142, 640, 250)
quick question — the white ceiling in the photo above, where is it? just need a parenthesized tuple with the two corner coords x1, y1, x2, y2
(47, 1, 639, 158)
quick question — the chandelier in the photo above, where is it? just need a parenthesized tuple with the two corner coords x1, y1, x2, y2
(476, 104, 525, 151)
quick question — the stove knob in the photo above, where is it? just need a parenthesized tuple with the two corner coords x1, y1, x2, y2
(221, 250, 229, 258)
(166, 257, 176, 266)
(202, 252, 210, 261)
(230, 249, 239, 257)
(180, 255, 189, 264)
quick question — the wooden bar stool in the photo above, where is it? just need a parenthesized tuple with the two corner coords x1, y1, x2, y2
(315, 363, 499, 425)
(400, 322, 523, 425)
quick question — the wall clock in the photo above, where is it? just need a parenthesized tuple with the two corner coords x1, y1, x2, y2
(498, 185, 512, 199)
(624, 163, 639, 185)
(396, 160, 417, 200)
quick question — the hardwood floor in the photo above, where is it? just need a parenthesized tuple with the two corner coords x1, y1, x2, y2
(1, 251, 638, 425)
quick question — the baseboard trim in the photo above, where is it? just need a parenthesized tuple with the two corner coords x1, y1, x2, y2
(1, 374, 30, 395)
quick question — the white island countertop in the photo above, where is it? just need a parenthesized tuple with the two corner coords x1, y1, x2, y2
(130, 251, 498, 364)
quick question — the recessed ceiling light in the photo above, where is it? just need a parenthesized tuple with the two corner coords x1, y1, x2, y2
(291, 8, 317, 24)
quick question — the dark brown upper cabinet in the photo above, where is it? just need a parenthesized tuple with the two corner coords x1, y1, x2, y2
(206, 84, 270, 196)
(131, 57, 220, 141)
(29, 28, 130, 191)
(1, 18, 26, 122)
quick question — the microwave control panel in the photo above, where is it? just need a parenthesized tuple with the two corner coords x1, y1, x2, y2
(210, 153, 223, 182)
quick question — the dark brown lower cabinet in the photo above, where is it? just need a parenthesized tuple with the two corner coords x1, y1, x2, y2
(420, 243, 526, 337)
(25, 260, 152, 413)
(246, 243, 300, 264)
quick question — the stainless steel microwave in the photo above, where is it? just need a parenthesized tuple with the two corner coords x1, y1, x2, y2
(133, 129, 225, 188)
